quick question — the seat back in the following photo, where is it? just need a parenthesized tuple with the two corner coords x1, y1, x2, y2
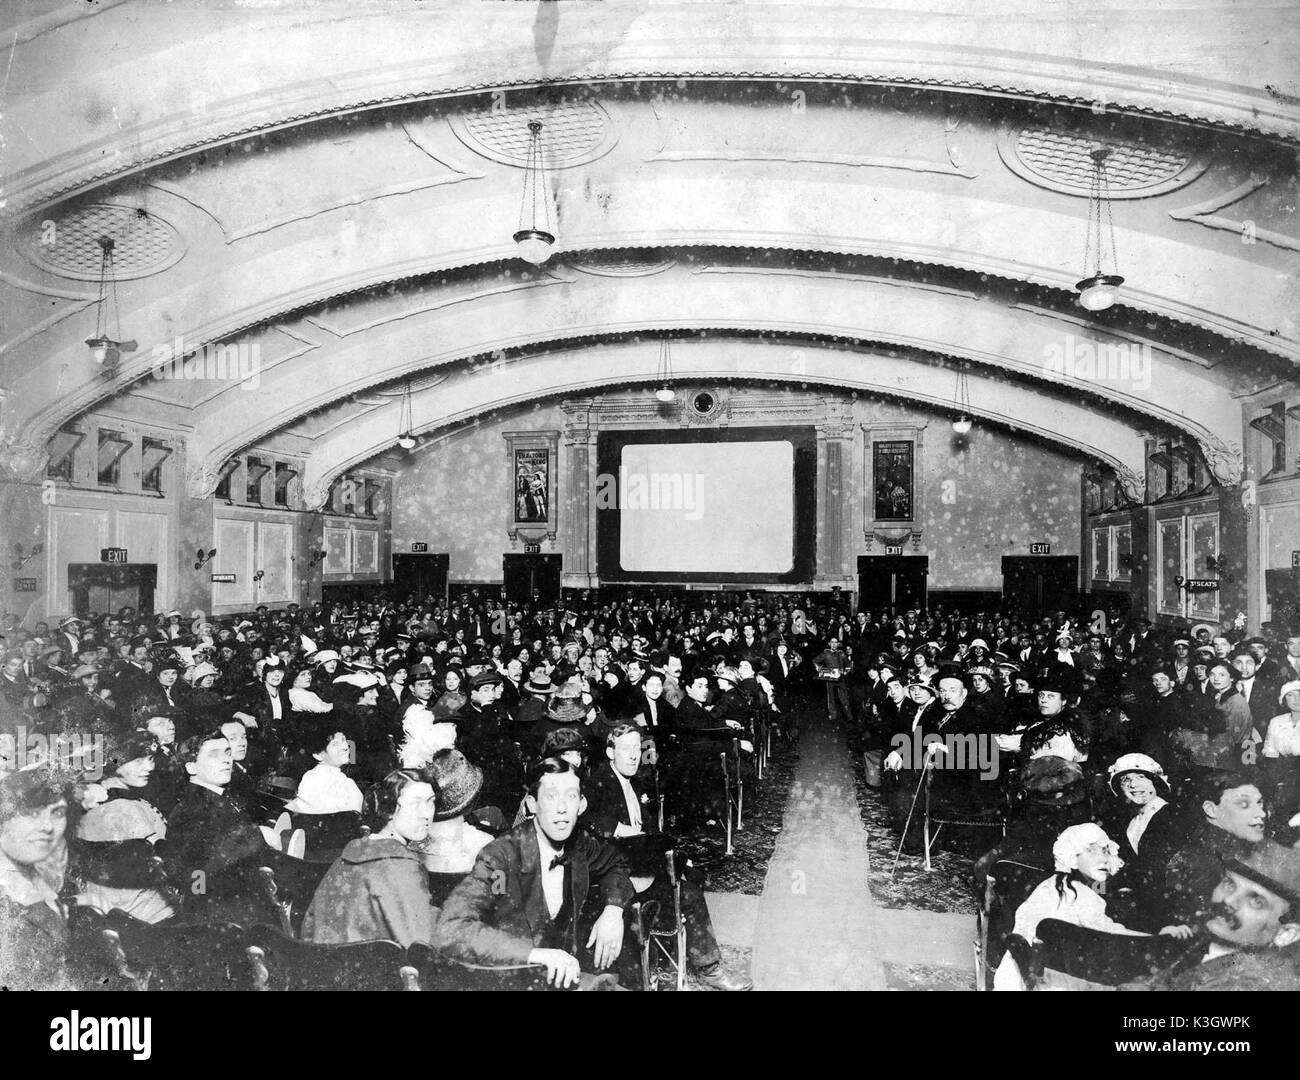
(287, 811, 363, 861)
(408, 944, 550, 992)
(245, 925, 413, 991)
(984, 860, 1050, 972)
(100, 914, 252, 991)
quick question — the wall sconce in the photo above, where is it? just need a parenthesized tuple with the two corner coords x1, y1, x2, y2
(194, 548, 217, 571)
(253, 569, 266, 583)
(309, 549, 328, 566)
(10, 542, 44, 571)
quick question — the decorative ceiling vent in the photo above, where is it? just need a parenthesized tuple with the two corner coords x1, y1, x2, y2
(18, 204, 184, 280)
(568, 253, 676, 277)
(1000, 129, 1205, 198)
(449, 100, 617, 169)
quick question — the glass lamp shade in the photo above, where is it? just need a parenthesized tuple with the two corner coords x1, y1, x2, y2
(1075, 274, 1124, 312)
(951, 416, 973, 435)
(397, 434, 417, 450)
(513, 229, 555, 266)
(654, 386, 676, 404)
(86, 337, 114, 364)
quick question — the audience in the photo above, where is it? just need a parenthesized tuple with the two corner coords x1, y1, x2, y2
(1, 589, 1297, 992)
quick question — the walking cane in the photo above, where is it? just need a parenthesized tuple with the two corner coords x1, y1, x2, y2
(888, 756, 934, 883)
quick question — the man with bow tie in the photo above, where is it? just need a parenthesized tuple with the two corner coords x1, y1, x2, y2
(433, 757, 633, 988)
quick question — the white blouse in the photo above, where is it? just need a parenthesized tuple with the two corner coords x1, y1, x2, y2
(288, 687, 333, 713)
(287, 762, 363, 814)
(1262, 713, 1300, 759)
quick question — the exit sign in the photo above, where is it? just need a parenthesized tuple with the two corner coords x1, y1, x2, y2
(411, 542, 428, 553)
(1030, 543, 1051, 555)
(101, 547, 129, 564)
(884, 545, 903, 556)
(12, 578, 36, 592)
(211, 573, 237, 584)
(524, 542, 542, 554)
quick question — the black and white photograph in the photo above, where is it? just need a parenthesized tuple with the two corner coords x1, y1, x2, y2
(1, 0, 1299, 1039)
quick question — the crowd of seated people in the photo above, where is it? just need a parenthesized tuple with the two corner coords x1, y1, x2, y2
(0, 590, 834, 989)
(838, 606, 1300, 990)
(3, 594, 1298, 991)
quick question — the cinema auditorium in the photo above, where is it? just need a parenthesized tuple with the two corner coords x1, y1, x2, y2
(1, 1, 1299, 995)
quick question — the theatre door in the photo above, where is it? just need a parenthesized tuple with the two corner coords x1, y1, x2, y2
(68, 563, 157, 619)
(858, 556, 928, 615)
(1001, 556, 1079, 612)
(392, 553, 449, 602)
(502, 553, 562, 606)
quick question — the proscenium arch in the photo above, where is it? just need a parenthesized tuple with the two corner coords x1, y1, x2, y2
(295, 337, 1148, 509)
(181, 265, 1241, 494)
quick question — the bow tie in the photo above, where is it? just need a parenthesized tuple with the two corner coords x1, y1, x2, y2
(549, 851, 571, 870)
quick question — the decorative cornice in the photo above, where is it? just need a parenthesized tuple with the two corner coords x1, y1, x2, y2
(7, 49, 1297, 217)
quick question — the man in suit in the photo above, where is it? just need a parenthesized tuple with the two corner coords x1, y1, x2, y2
(0, 652, 30, 728)
(635, 671, 676, 733)
(55, 616, 83, 663)
(432, 757, 633, 988)
(583, 724, 750, 989)
(165, 728, 320, 923)
(108, 638, 155, 714)
(1281, 631, 1300, 680)
(1233, 649, 1278, 737)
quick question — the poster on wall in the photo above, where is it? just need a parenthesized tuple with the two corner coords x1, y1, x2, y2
(514, 448, 549, 524)
(873, 440, 914, 521)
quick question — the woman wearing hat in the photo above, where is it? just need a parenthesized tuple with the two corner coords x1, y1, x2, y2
(71, 796, 175, 925)
(412, 749, 493, 905)
(1102, 753, 1180, 867)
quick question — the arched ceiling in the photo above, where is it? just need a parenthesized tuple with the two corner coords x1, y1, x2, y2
(1, 1, 1297, 496)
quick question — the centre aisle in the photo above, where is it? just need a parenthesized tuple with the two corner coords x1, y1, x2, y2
(750, 706, 887, 990)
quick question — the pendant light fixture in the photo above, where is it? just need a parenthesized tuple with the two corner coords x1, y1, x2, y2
(396, 378, 417, 449)
(1075, 146, 1124, 312)
(950, 362, 973, 434)
(654, 338, 676, 403)
(85, 236, 136, 365)
(513, 120, 555, 265)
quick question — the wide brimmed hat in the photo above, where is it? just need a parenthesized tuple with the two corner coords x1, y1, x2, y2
(546, 700, 587, 724)
(76, 799, 167, 843)
(1107, 752, 1170, 795)
(426, 749, 484, 821)
(526, 673, 555, 695)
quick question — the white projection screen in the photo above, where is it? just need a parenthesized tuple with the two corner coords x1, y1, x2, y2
(617, 440, 794, 573)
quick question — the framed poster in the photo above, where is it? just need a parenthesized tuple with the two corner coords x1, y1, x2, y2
(873, 440, 914, 522)
(514, 447, 550, 524)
